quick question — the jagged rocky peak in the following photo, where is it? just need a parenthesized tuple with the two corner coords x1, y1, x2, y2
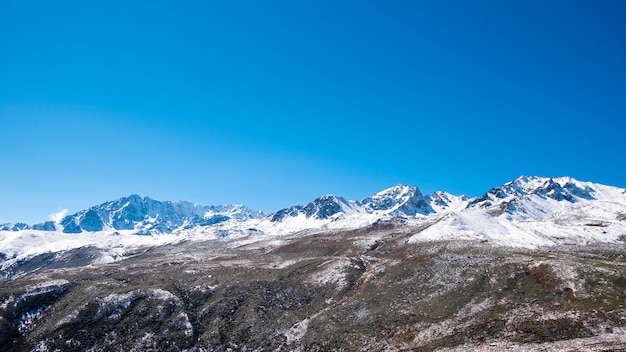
(488, 176, 595, 201)
(270, 205, 304, 222)
(550, 176, 596, 200)
(1, 221, 57, 232)
(303, 194, 353, 220)
(58, 195, 264, 234)
(271, 184, 451, 223)
(359, 184, 435, 216)
(472, 176, 550, 202)
(360, 184, 420, 210)
(466, 176, 600, 219)
(0, 222, 30, 231)
(208, 204, 267, 220)
(270, 194, 358, 222)
(106, 194, 153, 230)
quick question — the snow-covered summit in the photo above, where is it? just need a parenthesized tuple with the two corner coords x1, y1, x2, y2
(267, 183, 473, 224)
(268, 185, 427, 223)
(464, 175, 626, 222)
(270, 195, 357, 222)
(491, 176, 594, 199)
(358, 184, 434, 216)
(57, 195, 266, 234)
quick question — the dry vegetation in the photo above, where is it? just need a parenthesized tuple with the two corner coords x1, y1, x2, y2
(1, 223, 626, 351)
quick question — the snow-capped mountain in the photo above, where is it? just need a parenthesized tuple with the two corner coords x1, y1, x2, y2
(0, 223, 30, 231)
(405, 176, 626, 247)
(231, 176, 625, 248)
(270, 184, 468, 222)
(58, 195, 266, 234)
(0, 221, 56, 232)
(3, 176, 624, 236)
(2, 176, 626, 281)
(358, 184, 434, 216)
(270, 195, 358, 222)
(467, 176, 604, 220)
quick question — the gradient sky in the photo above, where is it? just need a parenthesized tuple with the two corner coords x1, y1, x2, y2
(1, 1, 625, 224)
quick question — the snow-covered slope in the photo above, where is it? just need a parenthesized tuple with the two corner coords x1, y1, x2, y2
(1, 176, 626, 280)
(407, 209, 555, 248)
(467, 176, 599, 219)
(407, 176, 626, 247)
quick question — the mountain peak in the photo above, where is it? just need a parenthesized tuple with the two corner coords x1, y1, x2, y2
(57, 195, 265, 234)
(372, 184, 420, 198)
(505, 175, 553, 195)
(314, 194, 346, 202)
(303, 194, 353, 220)
(358, 184, 434, 216)
(506, 176, 594, 200)
(467, 175, 599, 219)
(270, 193, 354, 222)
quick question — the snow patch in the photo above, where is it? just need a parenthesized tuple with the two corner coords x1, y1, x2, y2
(98, 288, 182, 319)
(307, 258, 352, 289)
(178, 312, 193, 337)
(284, 318, 309, 344)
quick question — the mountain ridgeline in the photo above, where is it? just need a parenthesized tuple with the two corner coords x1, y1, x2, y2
(4, 186, 459, 232)
(2, 176, 626, 351)
(56, 195, 264, 234)
(0, 176, 621, 235)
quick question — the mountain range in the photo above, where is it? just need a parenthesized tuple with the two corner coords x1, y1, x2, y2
(0, 176, 608, 231)
(1, 176, 626, 272)
(2, 175, 624, 234)
(3, 176, 626, 351)
(1, 195, 265, 234)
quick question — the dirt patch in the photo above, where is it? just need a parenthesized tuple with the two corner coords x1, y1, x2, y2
(528, 263, 560, 291)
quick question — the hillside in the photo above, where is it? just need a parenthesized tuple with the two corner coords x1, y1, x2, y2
(2, 223, 626, 351)
(1, 176, 626, 350)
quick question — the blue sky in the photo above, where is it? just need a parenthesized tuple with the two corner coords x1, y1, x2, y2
(1, 1, 625, 224)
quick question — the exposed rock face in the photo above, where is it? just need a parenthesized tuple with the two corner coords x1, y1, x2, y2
(359, 184, 435, 216)
(2, 223, 626, 351)
(57, 195, 265, 234)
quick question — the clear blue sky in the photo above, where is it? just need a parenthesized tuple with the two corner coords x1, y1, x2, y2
(1, 1, 625, 224)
